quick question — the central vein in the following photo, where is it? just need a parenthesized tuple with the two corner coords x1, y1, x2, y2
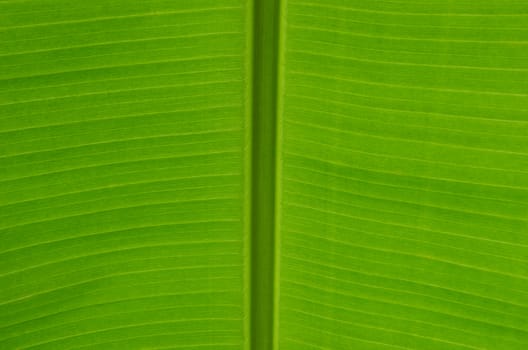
(250, 0, 281, 349)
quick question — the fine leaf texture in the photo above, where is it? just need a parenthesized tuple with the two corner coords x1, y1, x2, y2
(2, 0, 528, 349)
(276, 0, 528, 349)
(0, 1, 250, 349)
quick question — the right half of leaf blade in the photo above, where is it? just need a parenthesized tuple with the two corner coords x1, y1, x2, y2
(276, 1, 528, 349)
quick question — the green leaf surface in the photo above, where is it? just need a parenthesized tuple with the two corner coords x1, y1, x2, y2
(2, 0, 528, 349)
(276, 0, 528, 349)
(0, 0, 251, 349)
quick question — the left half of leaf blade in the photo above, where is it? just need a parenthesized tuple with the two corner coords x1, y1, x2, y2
(0, 1, 252, 349)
